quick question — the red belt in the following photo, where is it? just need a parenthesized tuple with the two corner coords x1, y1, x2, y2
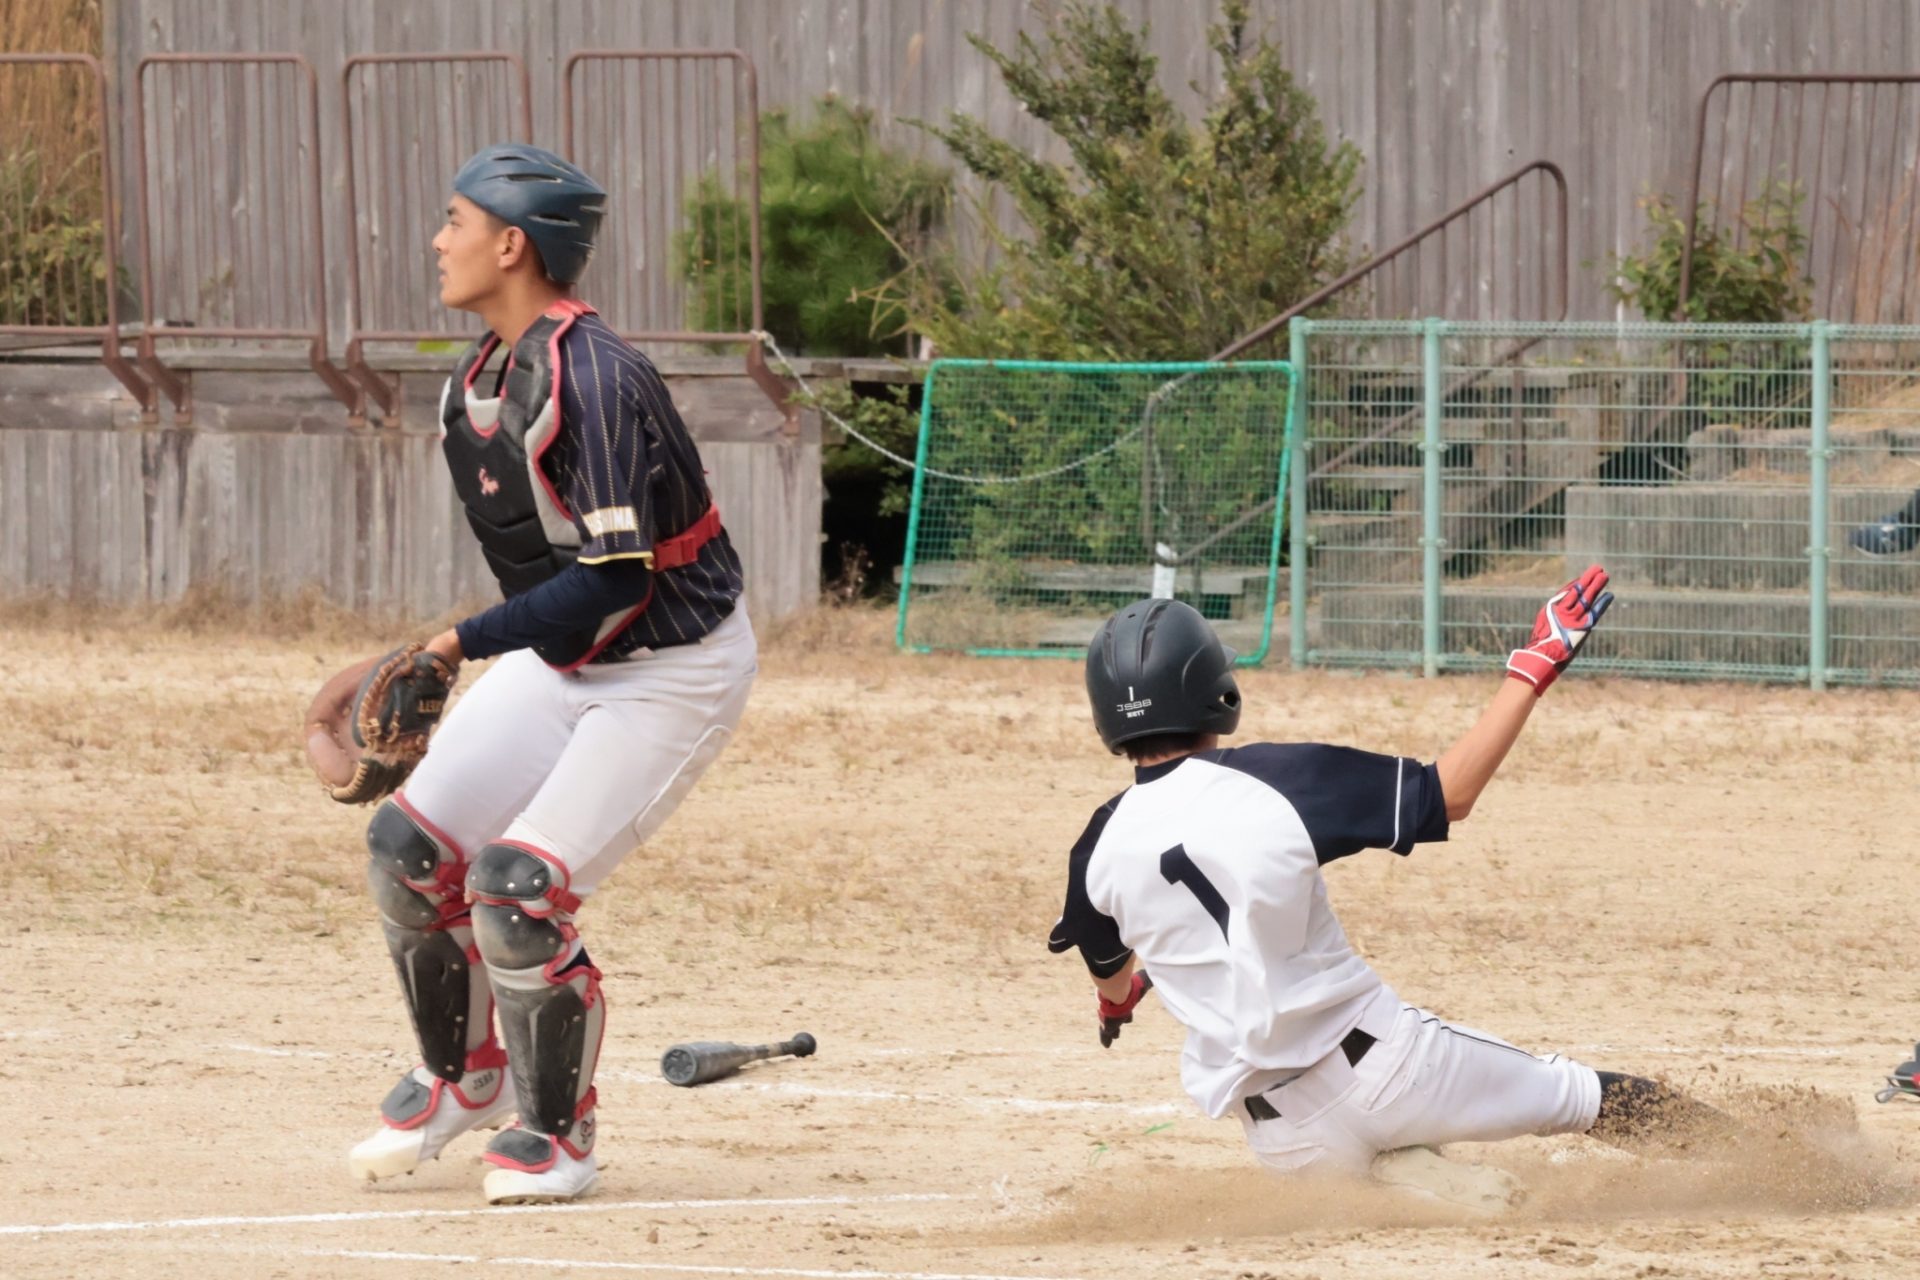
(653, 503, 722, 569)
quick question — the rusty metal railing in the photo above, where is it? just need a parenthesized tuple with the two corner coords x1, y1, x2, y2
(131, 53, 356, 420)
(1216, 161, 1568, 487)
(339, 52, 533, 421)
(1215, 160, 1568, 363)
(562, 50, 788, 420)
(1681, 74, 1920, 325)
(0, 53, 152, 414)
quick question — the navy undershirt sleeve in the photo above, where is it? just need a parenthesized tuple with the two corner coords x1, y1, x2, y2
(454, 557, 654, 661)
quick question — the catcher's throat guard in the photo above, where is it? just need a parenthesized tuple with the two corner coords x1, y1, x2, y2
(441, 300, 720, 671)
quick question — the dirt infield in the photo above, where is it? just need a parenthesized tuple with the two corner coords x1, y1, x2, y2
(5, 603, 1920, 1279)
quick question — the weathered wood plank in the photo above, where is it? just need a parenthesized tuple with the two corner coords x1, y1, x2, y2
(106, 0, 1920, 330)
(0, 428, 819, 620)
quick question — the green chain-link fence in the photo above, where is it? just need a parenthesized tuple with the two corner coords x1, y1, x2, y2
(1290, 320, 1920, 686)
(895, 359, 1295, 660)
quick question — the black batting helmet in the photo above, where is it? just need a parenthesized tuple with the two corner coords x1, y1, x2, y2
(1085, 598, 1242, 753)
(452, 144, 606, 285)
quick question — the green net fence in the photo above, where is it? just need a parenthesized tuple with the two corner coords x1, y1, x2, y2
(1291, 320, 1920, 686)
(895, 359, 1296, 660)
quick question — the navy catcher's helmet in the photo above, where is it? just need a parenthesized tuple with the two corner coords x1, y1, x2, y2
(1085, 598, 1241, 753)
(452, 144, 606, 285)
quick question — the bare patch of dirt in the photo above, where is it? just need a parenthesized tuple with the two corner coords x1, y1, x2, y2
(4, 604, 1919, 1278)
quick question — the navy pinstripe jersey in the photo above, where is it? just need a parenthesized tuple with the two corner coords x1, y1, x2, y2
(538, 311, 743, 656)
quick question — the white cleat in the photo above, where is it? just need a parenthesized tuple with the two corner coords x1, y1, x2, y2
(1370, 1144, 1527, 1215)
(481, 1118, 600, 1204)
(349, 1060, 516, 1183)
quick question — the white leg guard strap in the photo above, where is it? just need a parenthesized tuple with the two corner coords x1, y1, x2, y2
(470, 840, 606, 1145)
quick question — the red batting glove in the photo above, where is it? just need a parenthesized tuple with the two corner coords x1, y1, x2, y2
(1098, 971, 1153, 1049)
(1506, 565, 1614, 695)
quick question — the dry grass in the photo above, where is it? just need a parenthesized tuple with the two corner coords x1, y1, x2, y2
(0, 0, 104, 191)
(7, 605, 1916, 956)
(0, 0, 99, 54)
(0, 582, 469, 645)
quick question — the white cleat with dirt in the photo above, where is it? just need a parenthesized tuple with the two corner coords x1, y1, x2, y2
(1370, 1144, 1527, 1215)
(349, 1058, 516, 1183)
(481, 1119, 601, 1204)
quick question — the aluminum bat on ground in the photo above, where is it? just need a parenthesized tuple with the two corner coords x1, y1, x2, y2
(660, 1032, 818, 1086)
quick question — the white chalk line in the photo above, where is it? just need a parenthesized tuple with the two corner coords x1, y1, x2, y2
(13, 1028, 1868, 1066)
(215, 1041, 336, 1059)
(602, 1070, 1181, 1117)
(1572, 1043, 1851, 1059)
(168, 1244, 1083, 1280)
(194, 1041, 1183, 1117)
(0, 1192, 961, 1239)
(195, 1036, 1880, 1079)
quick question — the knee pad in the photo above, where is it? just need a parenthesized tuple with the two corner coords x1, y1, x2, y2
(470, 841, 604, 1140)
(468, 841, 579, 970)
(367, 799, 465, 919)
(366, 799, 492, 1082)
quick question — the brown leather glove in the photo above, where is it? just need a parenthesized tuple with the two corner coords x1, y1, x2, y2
(303, 643, 458, 804)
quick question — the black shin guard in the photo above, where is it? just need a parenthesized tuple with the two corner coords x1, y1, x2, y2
(490, 952, 598, 1134)
(366, 801, 490, 1083)
(376, 913, 477, 1080)
(470, 842, 605, 1140)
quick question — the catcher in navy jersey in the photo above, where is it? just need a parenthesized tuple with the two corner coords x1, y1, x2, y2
(331, 145, 757, 1204)
(1053, 576, 1740, 1209)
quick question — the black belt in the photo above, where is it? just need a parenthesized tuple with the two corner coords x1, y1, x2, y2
(1243, 1026, 1375, 1123)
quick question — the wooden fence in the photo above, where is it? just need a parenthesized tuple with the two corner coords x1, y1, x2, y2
(9, 0, 1920, 623)
(0, 363, 821, 620)
(100, 0, 1920, 327)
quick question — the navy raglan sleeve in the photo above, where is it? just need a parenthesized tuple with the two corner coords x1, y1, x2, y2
(556, 327, 655, 564)
(1217, 742, 1448, 863)
(1046, 799, 1132, 979)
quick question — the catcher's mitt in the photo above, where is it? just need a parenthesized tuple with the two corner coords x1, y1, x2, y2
(303, 643, 459, 804)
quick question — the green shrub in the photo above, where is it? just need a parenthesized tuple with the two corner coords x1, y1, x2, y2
(0, 147, 114, 328)
(677, 96, 949, 356)
(1604, 180, 1812, 323)
(835, 0, 1349, 574)
(876, 0, 1362, 361)
(1600, 181, 1816, 443)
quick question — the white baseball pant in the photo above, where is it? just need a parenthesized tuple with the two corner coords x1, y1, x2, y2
(1237, 987, 1603, 1175)
(397, 602, 757, 891)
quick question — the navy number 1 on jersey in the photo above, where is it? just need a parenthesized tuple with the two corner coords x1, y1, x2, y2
(1159, 844, 1229, 938)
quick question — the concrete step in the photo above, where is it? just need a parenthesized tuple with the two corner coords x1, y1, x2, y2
(1307, 512, 1420, 585)
(1311, 465, 1476, 511)
(1687, 423, 1920, 481)
(1031, 616, 1270, 655)
(1316, 583, 1920, 675)
(1565, 484, 1920, 592)
(895, 559, 1272, 598)
(1344, 366, 1592, 395)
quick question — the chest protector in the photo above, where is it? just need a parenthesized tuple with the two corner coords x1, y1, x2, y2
(440, 300, 714, 670)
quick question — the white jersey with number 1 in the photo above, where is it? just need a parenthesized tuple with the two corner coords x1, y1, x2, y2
(1048, 743, 1449, 1118)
